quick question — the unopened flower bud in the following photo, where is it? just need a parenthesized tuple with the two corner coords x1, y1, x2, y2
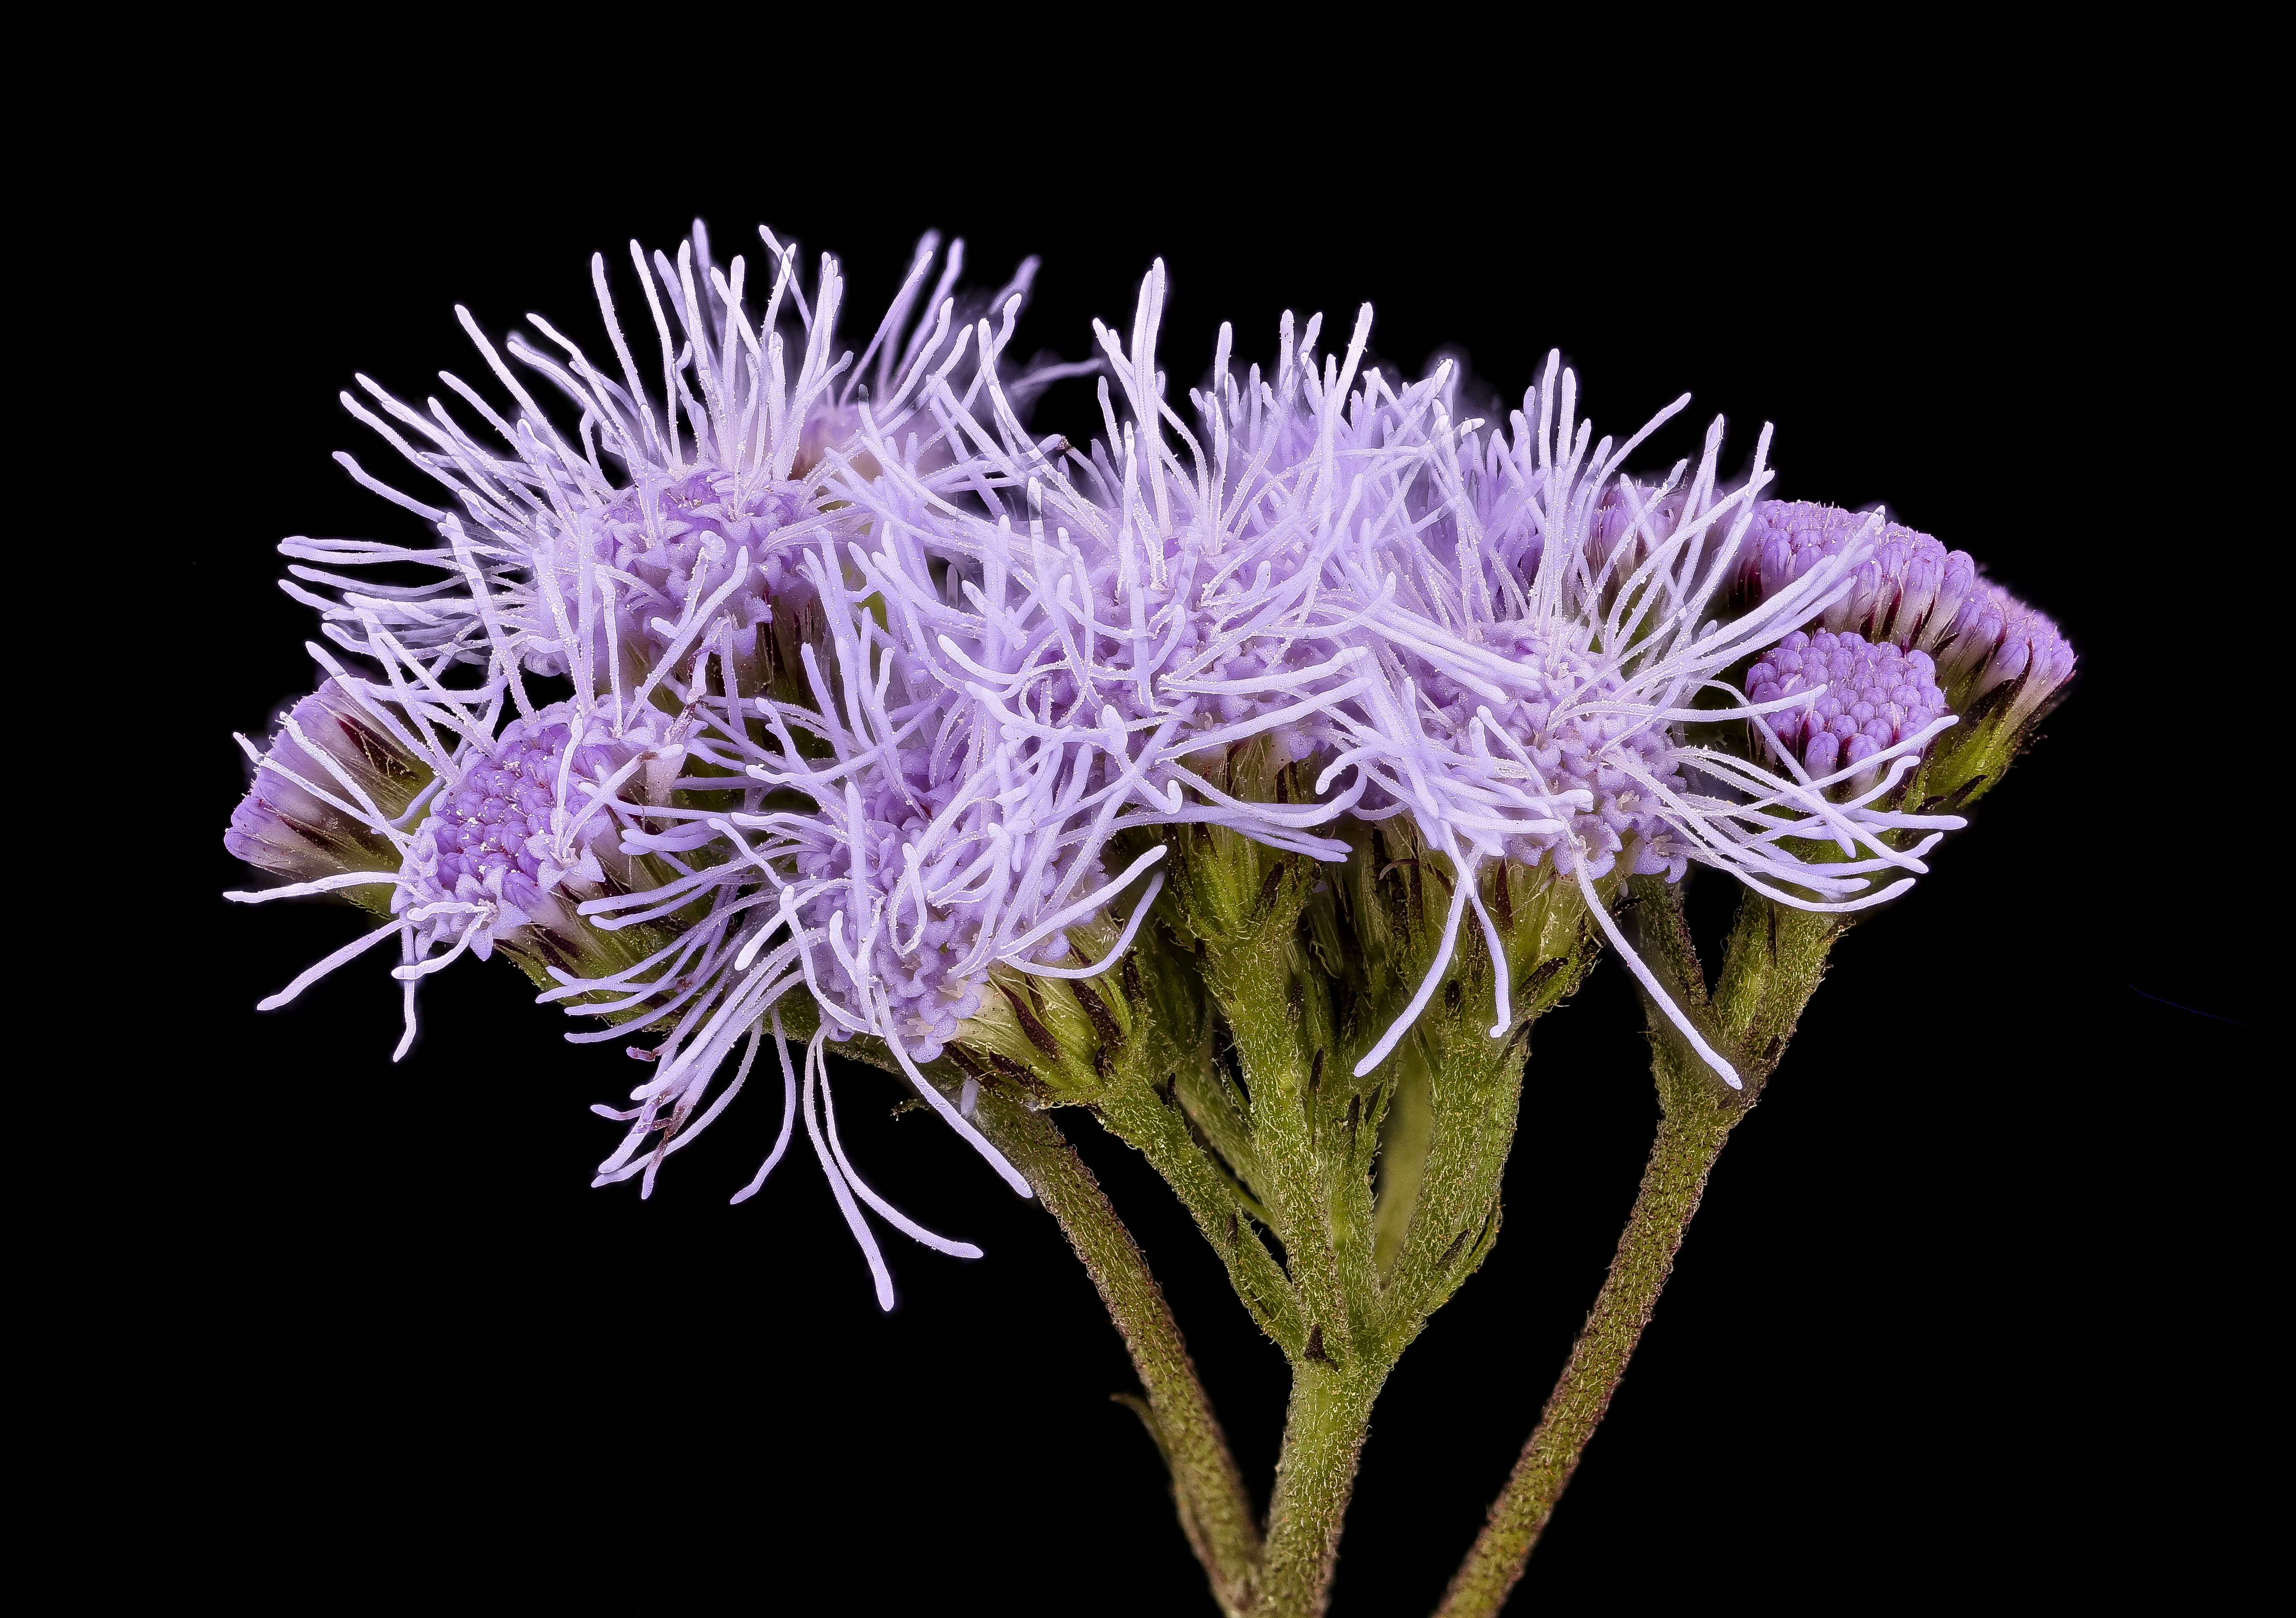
(1932, 582, 2078, 729)
(406, 697, 688, 978)
(1739, 500, 1980, 650)
(225, 679, 432, 902)
(1746, 629, 1951, 794)
(1736, 500, 2074, 814)
(1912, 583, 2076, 811)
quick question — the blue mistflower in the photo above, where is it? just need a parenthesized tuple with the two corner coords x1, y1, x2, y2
(829, 268, 1974, 1087)
(228, 223, 2070, 1309)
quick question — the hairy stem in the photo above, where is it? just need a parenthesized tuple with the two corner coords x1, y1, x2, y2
(972, 1096, 1264, 1615)
(1255, 1359, 1390, 1618)
(1431, 1110, 1731, 1618)
(1435, 879, 1838, 1615)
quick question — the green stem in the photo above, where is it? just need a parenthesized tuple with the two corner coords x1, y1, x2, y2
(1097, 1083, 1306, 1353)
(971, 1095, 1264, 1615)
(1434, 879, 1841, 1615)
(1254, 1359, 1390, 1618)
(1430, 1109, 1732, 1618)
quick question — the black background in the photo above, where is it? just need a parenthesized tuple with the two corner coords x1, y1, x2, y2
(115, 69, 2261, 1614)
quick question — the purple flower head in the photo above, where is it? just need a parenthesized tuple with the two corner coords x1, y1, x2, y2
(716, 543, 1161, 1080)
(828, 269, 1977, 1090)
(281, 222, 1039, 722)
(396, 696, 684, 962)
(1737, 499, 2076, 738)
(1741, 500, 1982, 650)
(1747, 630, 1952, 788)
(567, 542, 1089, 1305)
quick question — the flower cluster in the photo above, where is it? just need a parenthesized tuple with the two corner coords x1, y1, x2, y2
(833, 270, 1997, 1082)
(1740, 498, 2076, 724)
(229, 223, 2072, 1304)
(229, 225, 1076, 1305)
(1748, 630, 1950, 782)
(1734, 498, 2076, 824)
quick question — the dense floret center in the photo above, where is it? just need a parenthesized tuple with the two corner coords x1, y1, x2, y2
(1748, 630, 1948, 776)
(430, 727, 568, 889)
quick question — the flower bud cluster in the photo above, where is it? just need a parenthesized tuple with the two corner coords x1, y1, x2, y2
(1738, 499, 2076, 749)
(1742, 500, 1980, 648)
(1748, 630, 1949, 779)
(400, 696, 679, 955)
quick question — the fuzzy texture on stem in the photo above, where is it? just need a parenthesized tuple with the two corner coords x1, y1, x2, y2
(965, 1093, 1263, 1615)
(1254, 1362, 1390, 1618)
(1432, 1109, 1731, 1618)
(1435, 877, 1833, 1616)
(1129, 779, 1596, 1617)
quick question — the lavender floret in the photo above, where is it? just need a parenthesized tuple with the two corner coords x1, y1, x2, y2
(1747, 629, 1951, 782)
(399, 697, 680, 954)
(1739, 499, 2076, 735)
(1741, 499, 1981, 649)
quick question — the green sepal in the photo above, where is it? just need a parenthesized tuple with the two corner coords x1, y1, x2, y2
(1904, 660, 2066, 819)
